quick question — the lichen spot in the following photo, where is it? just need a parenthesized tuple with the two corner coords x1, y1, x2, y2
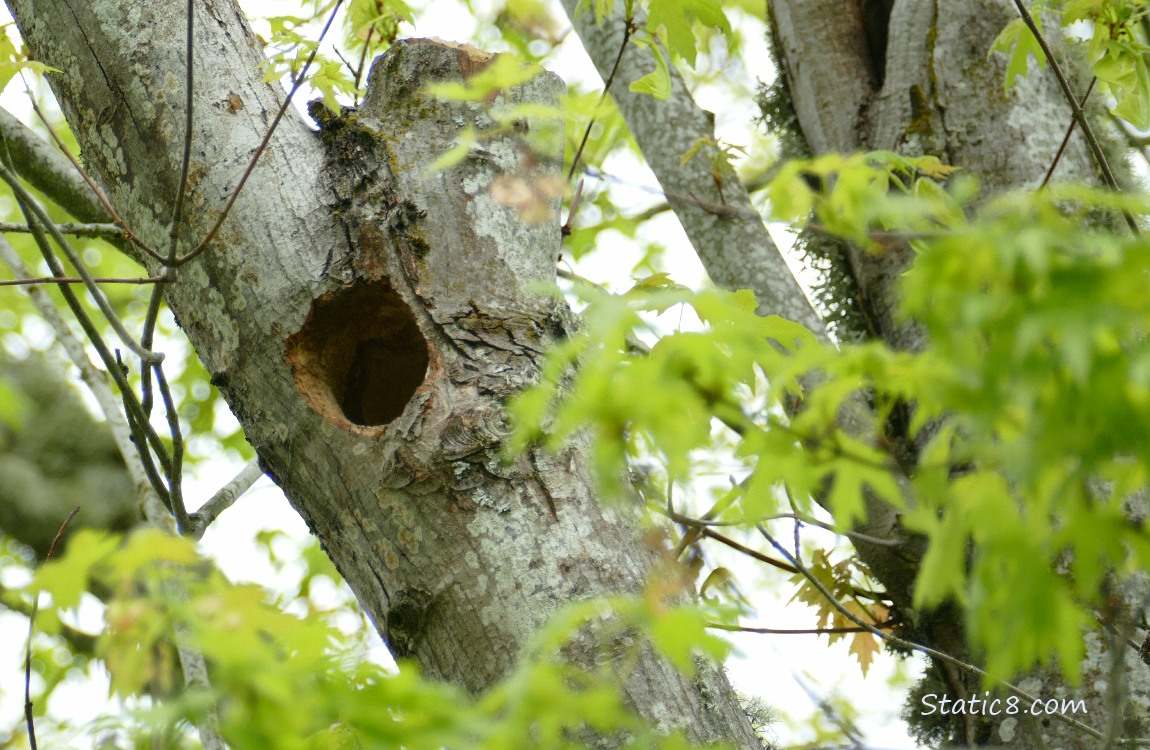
(382, 539, 401, 570)
(285, 282, 430, 430)
(398, 525, 421, 553)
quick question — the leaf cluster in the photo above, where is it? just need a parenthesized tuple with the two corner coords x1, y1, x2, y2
(514, 154, 1150, 685)
(12, 528, 742, 749)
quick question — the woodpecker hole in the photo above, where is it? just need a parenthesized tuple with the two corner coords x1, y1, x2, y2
(286, 283, 429, 428)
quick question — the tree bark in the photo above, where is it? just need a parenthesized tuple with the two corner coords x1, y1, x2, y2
(771, 0, 1150, 746)
(7, 0, 758, 745)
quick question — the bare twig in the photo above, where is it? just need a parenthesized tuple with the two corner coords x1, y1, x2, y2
(0, 221, 126, 238)
(190, 460, 265, 538)
(706, 621, 897, 635)
(1009, 0, 1139, 233)
(0, 275, 164, 287)
(118, 355, 174, 512)
(153, 363, 190, 532)
(765, 512, 904, 548)
(176, 0, 344, 266)
(24, 507, 80, 750)
(1041, 77, 1096, 189)
(561, 178, 585, 236)
(167, 0, 196, 261)
(140, 283, 166, 415)
(567, 18, 635, 182)
(757, 525, 1136, 746)
(353, 26, 375, 100)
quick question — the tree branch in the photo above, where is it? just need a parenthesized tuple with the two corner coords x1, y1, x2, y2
(558, 4, 829, 336)
(0, 107, 109, 224)
(190, 459, 263, 538)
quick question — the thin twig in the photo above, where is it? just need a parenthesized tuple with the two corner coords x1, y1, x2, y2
(118, 354, 174, 512)
(21, 77, 165, 263)
(757, 525, 1132, 746)
(176, 0, 344, 266)
(1009, 0, 1140, 234)
(567, 17, 635, 182)
(167, 0, 196, 261)
(706, 621, 897, 635)
(0, 221, 127, 238)
(561, 178, 585, 236)
(153, 363, 191, 532)
(1041, 77, 1096, 189)
(0, 275, 164, 287)
(353, 26, 375, 100)
(697, 524, 800, 575)
(140, 283, 166, 415)
(766, 512, 904, 548)
(24, 507, 80, 750)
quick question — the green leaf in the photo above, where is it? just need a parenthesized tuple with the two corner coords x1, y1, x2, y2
(33, 529, 120, 610)
(427, 54, 542, 101)
(427, 126, 478, 171)
(648, 606, 728, 674)
(646, 0, 730, 68)
(988, 17, 1046, 91)
(629, 39, 672, 100)
(105, 528, 200, 582)
(1111, 54, 1150, 128)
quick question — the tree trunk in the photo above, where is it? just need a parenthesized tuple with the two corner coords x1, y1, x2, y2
(771, 0, 1150, 746)
(7, 1, 758, 745)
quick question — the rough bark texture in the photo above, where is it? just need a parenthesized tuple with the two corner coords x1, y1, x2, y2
(7, 1, 759, 746)
(771, 0, 1150, 746)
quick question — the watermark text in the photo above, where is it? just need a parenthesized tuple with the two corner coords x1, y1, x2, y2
(919, 693, 1086, 717)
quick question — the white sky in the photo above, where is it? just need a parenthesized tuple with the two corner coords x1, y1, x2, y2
(0, 0, 926, 747)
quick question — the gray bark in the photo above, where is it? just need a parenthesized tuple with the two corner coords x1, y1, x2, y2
(6, 1, 758, 746)
(771, 0, 1149, 747)
(0, 108, 111, 224)
(557, 0, 827, 335)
